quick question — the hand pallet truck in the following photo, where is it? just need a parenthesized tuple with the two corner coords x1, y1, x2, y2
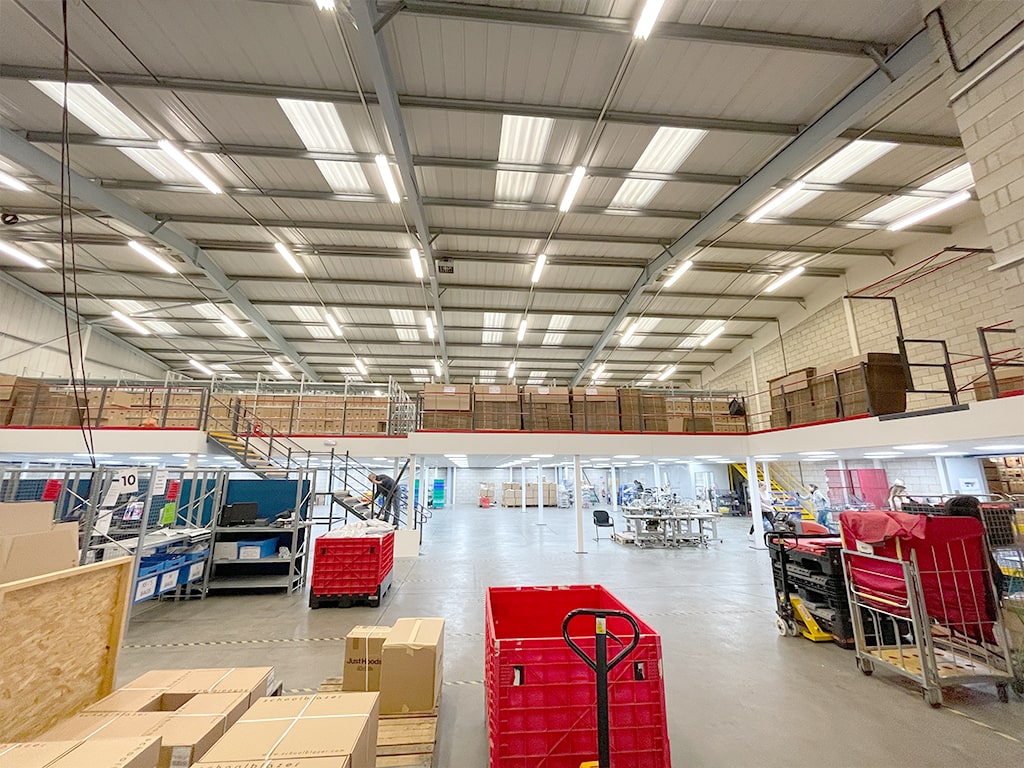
(562, 608, 641, 768)
(765, 529, 833, 642)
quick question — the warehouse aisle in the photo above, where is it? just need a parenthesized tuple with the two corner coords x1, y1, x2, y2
(121, 506, 1024, 766)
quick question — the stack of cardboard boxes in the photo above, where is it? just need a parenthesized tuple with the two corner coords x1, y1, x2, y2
(984, 455, 1024, 496)
(232, 393, 390, 435)
(0, 739, 161, 768)
(0, 501, 79, 584)
(501, 482, 522, 507)
(570, 387, 619, 431)
(618, 388, 643, 431)
(641, 392, 668, 431)
(521, 386, 571, 430)
(0, 376, 83, 427)
(472, 385, 521, 430)
(479, 483, 497, 506)
(420, 384, 472, 430)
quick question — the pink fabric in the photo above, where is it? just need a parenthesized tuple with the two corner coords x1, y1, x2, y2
(840, 509, 927, 545)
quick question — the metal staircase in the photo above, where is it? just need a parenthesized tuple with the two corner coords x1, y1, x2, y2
(732, 462, 813, 518)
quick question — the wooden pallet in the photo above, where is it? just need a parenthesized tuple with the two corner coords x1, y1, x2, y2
(318, 678, 439, 767)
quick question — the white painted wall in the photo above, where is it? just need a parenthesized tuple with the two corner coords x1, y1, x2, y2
(944, 456, 988, 495)
(0, 279, 165, 380)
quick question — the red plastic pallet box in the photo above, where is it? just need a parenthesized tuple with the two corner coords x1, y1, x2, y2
(311, 531, 394, 596)
(485, 584, 671, 768)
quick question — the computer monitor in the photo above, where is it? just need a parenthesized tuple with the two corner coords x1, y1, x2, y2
(219, 502, 259, 527)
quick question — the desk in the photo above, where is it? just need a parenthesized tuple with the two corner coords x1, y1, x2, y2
(623, 513, 706, 548)
(676, 512, 721, 542)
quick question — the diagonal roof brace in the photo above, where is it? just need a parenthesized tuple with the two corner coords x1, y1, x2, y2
(0, 127, 320, 382)
(350, 0, 449, 380)
(569, 28, 938, 386)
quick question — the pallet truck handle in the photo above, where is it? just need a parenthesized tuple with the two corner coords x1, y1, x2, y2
(561, 608, 641, 672)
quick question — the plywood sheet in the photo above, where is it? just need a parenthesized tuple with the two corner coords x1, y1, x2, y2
(0, 558, 133, 741)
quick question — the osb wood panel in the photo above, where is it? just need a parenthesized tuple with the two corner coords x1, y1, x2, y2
(0, 558, 133, 741)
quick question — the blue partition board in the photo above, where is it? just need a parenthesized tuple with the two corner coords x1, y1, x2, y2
(225, 479, 310, 520)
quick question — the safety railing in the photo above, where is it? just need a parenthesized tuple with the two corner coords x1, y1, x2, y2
(976, 322, 1024, 400)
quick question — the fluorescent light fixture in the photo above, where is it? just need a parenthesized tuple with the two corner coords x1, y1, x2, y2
(893, 444, 948, 451)
(973, 444, 1024, 452)
(799, 451, 836, 456)
(495, 114, 555, 202)
(214, 308, 247, 338)
(0, 171, 29, 192)
(508, 361, 516, 377)
(746, 181, 806, 223)
(592, 363, 606, 379)
(111, 310, 151, 335)
(754, 454, 781, 460)
(559, 166, 586, 212)
(32, 81, 149, 138)
(128, 240, 176, 274)
(531, 454, 554, 458)
(764, 266, 805, 293)
(621, 320, 640, 342)
(693, 455, 720, 460)
(517, 319, 527, 342)
(663, 259, 693, 288)
(325, 312, 343, 337)
(887, 190, 971, 231)
(157, 140, 222, 193)
(189, 359, 214, 376)
(614, 454, 639, 459)
(354, 359, 368, 376)
(531, 253, 547, 283)
(409, 248, 424, 279)
(657, 365, 676, 381)
(273, 242, 304, 274)
(699, 325, 726, 347)
(270, 360, 293, 379)
(433, 360, 442, 377)
(375, 154, 401, 203)
(0, 241, 45, 269)
(634, 0, 665, 39)
(929, 451, 967, 457)
(863, 452, 904, 458)
(425, 315, 435, 339)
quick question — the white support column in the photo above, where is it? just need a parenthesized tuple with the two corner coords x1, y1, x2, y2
(610, 465, 617, 511)
(935, 456, 951, 495)
(574, 454, 586, 554)
(536, 463, 545, 526)
(521, 464, 527, 514)
(653, 461, 662, 490)
(747, 456, 766, 550)
(451, 466, 457, 508)
(186, 453, 198, 472)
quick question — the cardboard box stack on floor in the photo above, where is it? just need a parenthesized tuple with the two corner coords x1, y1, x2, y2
(420, 384, 472, 430)
(341, 618, 444, 716)
(479, 482, 497, 505)
(983, 455, 1024, 495)
(0, 738, 161, 768)
(193, 692, 380, 768)
(0, 502, 79, 584)
(501, 482, 522, 507)
(34, 667, 275, 768)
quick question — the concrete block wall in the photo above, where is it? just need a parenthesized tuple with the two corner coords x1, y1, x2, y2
(935, 0, 1024, 351)
(773, 457, 944, 499)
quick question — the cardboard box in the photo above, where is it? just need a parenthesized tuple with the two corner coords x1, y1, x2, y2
(0, 738, 161, 768)
(120, 667, 275, 708)
(201, 694, 376, 768)
(84, 689, 165, 714)
(176, 692, 251, 728)
(343, 626, 390, 691)
(194, 759, 350, 768)
(0, 501, 79, 584)
(40, 712, 225, 768)
(379, 618, 444, 714)
(422, 384, 471, 411)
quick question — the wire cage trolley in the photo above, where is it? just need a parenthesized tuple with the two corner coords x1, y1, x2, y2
(840, 511, 1015, 706)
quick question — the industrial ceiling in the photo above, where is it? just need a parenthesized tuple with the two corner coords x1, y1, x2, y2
(0, 0, 979, 389)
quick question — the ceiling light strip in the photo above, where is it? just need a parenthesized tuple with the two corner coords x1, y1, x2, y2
(128, 240, 177, 274)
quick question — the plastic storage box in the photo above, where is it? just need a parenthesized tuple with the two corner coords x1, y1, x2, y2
(236, 537, 278, 560)
(485, 584, 670, 768)
(310, 531, 395, 607)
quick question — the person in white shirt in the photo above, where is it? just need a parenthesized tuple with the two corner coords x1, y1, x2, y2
(887, 479, 907, 511)
(803, 483, 832, 530)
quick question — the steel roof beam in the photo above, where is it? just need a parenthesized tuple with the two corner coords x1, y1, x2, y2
(0, 128, 320, 381)
(391, 1, 887, 58)
(570, 28, 938, 385)
(351, 0, 450, 377)
(0, 65, 960, 147)
(9, 230, 880, 263)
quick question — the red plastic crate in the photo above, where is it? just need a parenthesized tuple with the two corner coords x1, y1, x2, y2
(486, 585, 671, 768)
(311, 531, 394, 596)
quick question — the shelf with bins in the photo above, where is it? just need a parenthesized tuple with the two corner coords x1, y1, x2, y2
(205, 520, 309, 593)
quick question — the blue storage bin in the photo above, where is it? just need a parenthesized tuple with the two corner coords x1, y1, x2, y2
(236, 537, 278, 560)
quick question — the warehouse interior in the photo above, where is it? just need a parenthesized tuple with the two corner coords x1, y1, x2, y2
(1, 1, 1023, 766)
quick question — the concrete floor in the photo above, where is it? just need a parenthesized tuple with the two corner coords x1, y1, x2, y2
(121, 505, 1024, 766)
